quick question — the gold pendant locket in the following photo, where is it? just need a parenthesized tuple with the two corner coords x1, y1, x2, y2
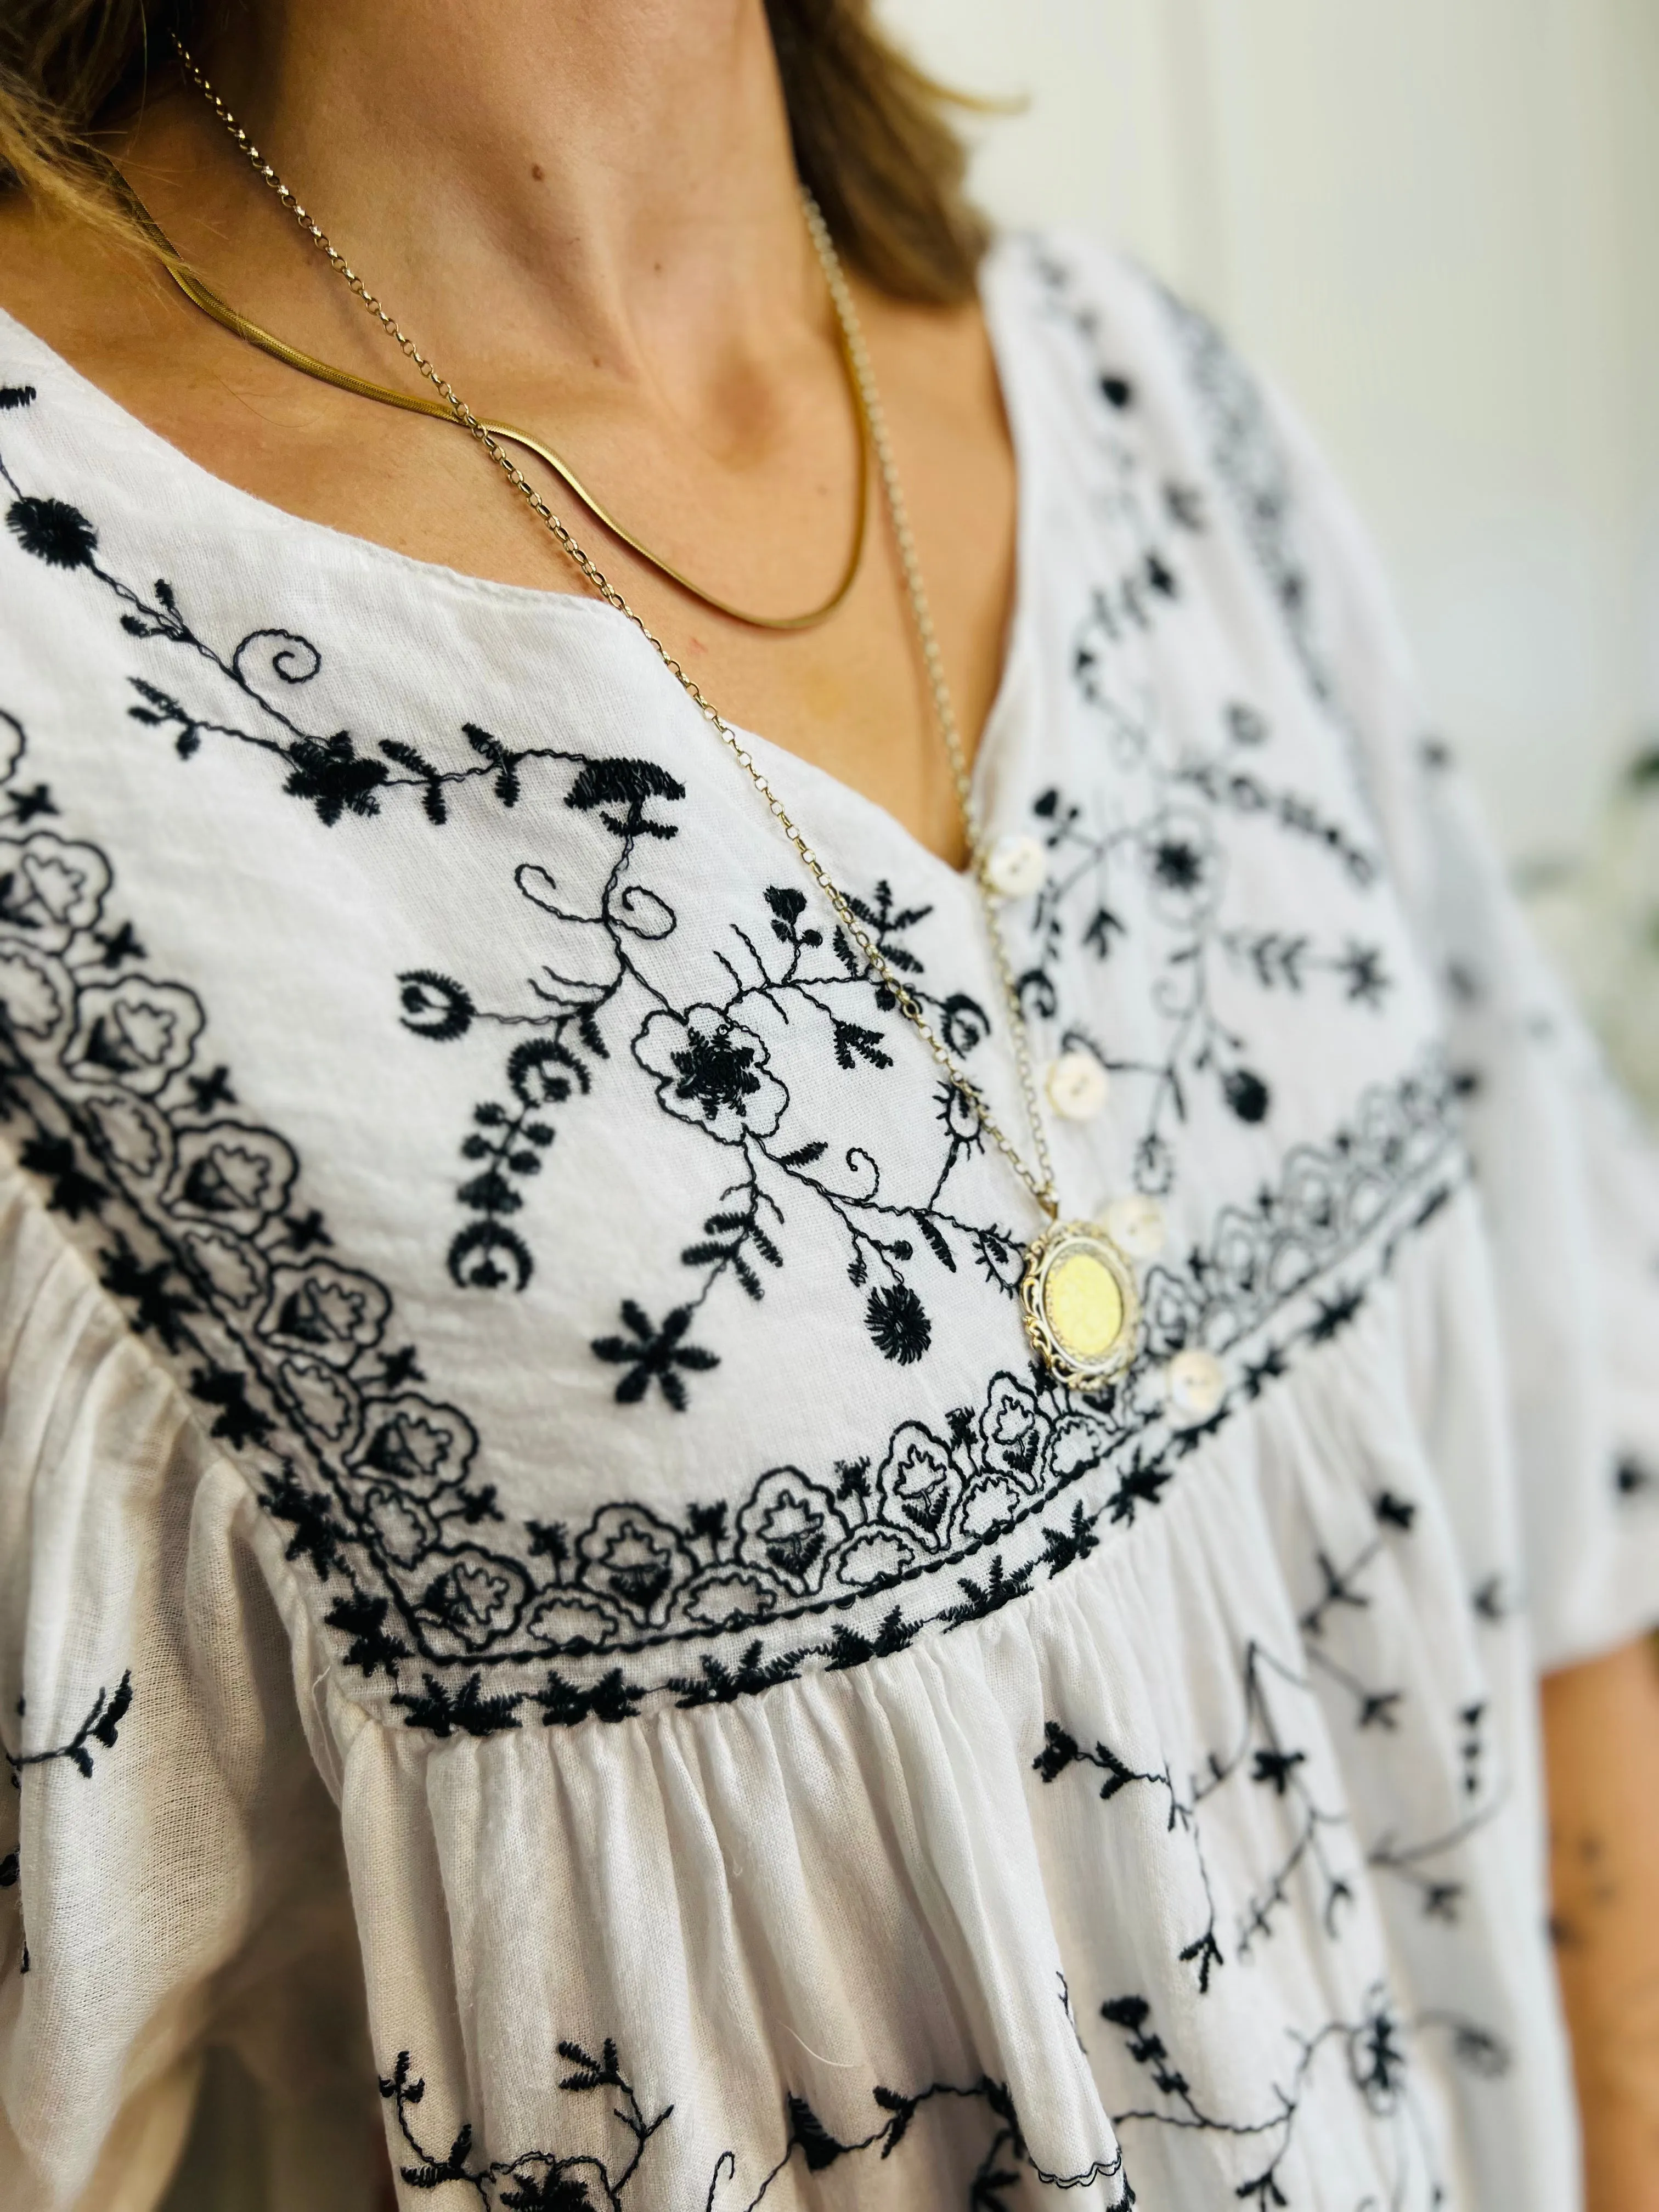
(1020, 1220, 1142, 1392)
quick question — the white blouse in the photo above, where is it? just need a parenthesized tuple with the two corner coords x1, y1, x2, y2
(0, 234, 1655, 2212)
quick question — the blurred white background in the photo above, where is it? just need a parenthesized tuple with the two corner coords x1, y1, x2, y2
(877, 0, 1659, 1098)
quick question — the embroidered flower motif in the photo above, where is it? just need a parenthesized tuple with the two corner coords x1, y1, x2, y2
(0, 832, 110, 949)
(0, 944, 66, 1037)
(363, 1485, 441, 1569)
(578, 1503, 691, 1617)
(263, 1260, 391, 1364)
(590, 1300, 720, 1409)
(864, 1280, 932, 1365)
(736, 1469, 847, 1594)
(679, 1570, 780, 1630)
(281, 732, 391, 826)
(960, 1476, 1024, 1537)
(66, 977, 203, 1095)
(878, 1421, 962, 1549)
(355, 1396, 478, 1494)
(1141, 805, 1224, 926)
(1135, 1131, 1176, 1197)
(397, 968, 475, 1041)
(564, 755, 686, 840)
(280, 1354, 361, 1444)
(5, 493, 98, 569)
(834, 1530, 914, 1588)
(417, 1550, 528, 1647)
(935, 1078, 984, 1149)
(978, 1373, 1048, 1488)
(633, 1005, 787, 1145)
(168, 1124, 297, 1233)
(524, 1592, 619, 1650)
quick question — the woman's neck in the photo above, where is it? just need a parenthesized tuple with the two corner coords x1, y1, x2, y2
(123, 0, 823, 428)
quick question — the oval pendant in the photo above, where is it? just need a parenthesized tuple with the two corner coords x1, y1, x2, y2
(1020, 1219, 1142, 1392)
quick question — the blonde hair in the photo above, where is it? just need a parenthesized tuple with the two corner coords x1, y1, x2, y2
(0, 0, 991, 303)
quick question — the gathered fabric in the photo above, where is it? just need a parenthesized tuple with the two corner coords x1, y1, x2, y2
(0, 234, 1655, 2211)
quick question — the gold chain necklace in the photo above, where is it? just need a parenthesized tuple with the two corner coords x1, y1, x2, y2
(170, 36, 1144, 1392)
(125, 191, 869, 634)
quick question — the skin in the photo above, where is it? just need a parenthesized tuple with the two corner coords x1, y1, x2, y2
(0, 0, 1015, 872)
(0, 6, 1654, 2202)
(1544, 1637, 1659, 2209)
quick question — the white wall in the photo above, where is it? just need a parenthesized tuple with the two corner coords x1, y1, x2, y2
(879, 0, 1659, 871)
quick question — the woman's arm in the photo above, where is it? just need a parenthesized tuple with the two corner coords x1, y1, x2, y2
(1543, 1635, 1659, 2208)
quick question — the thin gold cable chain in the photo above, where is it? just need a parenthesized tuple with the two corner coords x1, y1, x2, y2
(170, 36, 1061, 1224)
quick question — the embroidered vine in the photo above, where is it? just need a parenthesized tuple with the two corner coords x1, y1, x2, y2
(0, 295, 1472, 1729)
(379, 2039, 1126, 2211)
(1, 1670, 133, 1976)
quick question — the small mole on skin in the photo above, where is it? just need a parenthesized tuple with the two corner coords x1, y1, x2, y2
(531, 163, 545, 182)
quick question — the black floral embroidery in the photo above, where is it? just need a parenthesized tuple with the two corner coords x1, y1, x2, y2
(590, 1301, 720, 1410)
(5, 493, 98, 571)
(2, 1672, 133, 1782)
(1014, 716, 1386, 1197)
(379, 2037, 1124, 2210)
(1094, 1982, 1501, 2209)
(0, 676, 1464, 1724)
(0, 356, 1467, 1730)
(2, 1671, 133, 1978)
(1036, 1633, 1356, 1999)
(33, 485, 1015, 1395)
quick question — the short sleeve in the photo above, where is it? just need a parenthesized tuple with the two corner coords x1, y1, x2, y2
(0, 1155, 378, 2212)
(1266, 385, 1659, 1673)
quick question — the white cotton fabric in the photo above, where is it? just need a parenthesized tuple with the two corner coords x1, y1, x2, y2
(0, 235, 1655, 2212)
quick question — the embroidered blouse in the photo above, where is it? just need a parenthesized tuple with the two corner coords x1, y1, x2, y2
(1, 234, 1656, 2212)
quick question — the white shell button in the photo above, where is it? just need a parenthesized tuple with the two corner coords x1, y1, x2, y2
(1102, 1193, 1166, 1260)
(1045, 1051, 1110, 1122)
(984, 832, 1047, 899)
(1165, 1347, 1226, 1426)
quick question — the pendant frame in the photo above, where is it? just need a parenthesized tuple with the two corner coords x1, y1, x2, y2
(1020, 1219, 1142, 1393)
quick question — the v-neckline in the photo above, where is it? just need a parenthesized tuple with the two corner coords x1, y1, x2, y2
(0, 239, 1041, 889)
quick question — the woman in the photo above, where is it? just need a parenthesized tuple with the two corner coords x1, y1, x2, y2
(0, 3, 1655, 2207)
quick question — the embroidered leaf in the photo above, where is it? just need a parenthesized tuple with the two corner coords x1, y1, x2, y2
(88, 1672, 133, 1750)
(825, 1609, 913, 1670)
(916, 1215, 956, 1272)
(778, 1140, 827, 1168)
(1249, 1748, 1306, 1796)
(538, 1668, 645, 1728)
(1178, 1929, 1224, 1993)
(379, 740, 449, 825)
(787, 2095, 847, 2171)
(462, 722, 525, 808)
(391, 1671, 523, 1739)
(831, 1020, 891, 1072)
